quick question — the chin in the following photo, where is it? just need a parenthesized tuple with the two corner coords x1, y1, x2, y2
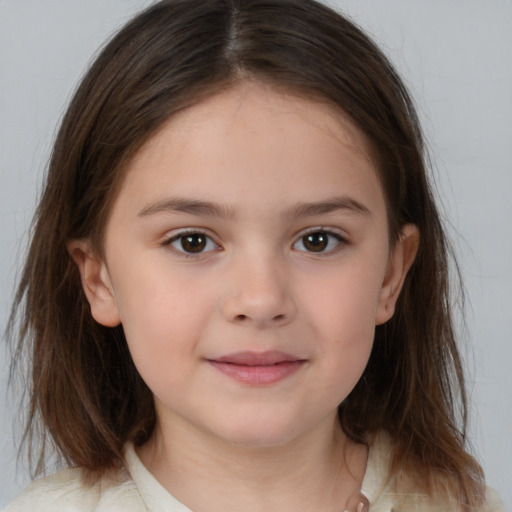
(208, 414, 308, 449)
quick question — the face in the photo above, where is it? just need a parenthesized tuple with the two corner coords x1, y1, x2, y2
(73, 82, 417, 449)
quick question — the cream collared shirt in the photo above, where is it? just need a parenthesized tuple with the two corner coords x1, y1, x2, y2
(3, 435, 504, 511)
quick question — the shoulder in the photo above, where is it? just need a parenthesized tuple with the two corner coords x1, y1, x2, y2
(483, 487, 506, 512)
(2, 466, 145, 512)
(369, 487, 505, 512)
(362, 433, 506, 512)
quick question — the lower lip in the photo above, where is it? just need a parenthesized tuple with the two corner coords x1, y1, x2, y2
(207, 360, 305, 385)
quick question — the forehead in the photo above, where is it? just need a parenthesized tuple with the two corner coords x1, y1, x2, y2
(112, 81, 385, 222)
(130, 81, 374, 172)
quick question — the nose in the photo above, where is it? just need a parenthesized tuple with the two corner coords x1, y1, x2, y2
(221, 254, 296, 328)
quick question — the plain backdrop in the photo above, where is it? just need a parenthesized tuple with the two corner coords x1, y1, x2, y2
(1, 0, 511, 509)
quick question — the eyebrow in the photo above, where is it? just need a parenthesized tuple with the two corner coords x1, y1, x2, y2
(137, 196, 371, 219)
(287, 197, 371, 218)
(138, 198, 236, 218)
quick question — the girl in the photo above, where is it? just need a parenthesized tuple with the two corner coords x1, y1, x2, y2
(4, 0, 504, 510)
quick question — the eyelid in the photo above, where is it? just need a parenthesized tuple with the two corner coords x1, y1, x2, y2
(292, 226, 349, 254)
(294, 226, 348, 241)
(162, 228, 222, 258)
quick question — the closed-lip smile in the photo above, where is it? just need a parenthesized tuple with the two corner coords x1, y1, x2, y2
(207, 351, 307, 385)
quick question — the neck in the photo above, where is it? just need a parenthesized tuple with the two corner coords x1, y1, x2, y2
(137, 413, 368, 512)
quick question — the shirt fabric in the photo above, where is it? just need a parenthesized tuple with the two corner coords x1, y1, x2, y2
(3, 435, 504, 511)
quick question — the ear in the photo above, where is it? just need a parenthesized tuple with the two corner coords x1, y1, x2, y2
(67, 239, 121, 327)
(375, 224, 419, 325)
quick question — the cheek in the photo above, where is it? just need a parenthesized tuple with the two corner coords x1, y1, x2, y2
(299, 265, 382, 394)
(109, 259, 215, 379)
(301, 263, 384, 343)
(313, 316, 375, 409)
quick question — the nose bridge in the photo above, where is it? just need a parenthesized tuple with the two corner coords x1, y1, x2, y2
(222, 244, 295, 327)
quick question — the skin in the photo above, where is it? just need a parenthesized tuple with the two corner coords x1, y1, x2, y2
(71, 81, 417, 512)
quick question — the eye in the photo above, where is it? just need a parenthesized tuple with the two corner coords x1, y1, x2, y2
(293, 230, 345, 253)
(167, 231, 219, 255)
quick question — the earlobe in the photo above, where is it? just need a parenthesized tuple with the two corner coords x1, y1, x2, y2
(67, 240, 121, 327)
(375, 224, 419, 325)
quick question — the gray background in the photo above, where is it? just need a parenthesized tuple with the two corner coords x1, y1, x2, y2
(1, 0, 511, 508)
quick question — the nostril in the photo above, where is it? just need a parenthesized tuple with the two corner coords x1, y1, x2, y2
(273, 314, 285, 321)
(234, 314, 247, 322)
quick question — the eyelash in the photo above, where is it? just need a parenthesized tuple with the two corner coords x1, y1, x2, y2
(163, 229, 221, 259)
(162, 227, 348, 259)
(292, 228, 347, 255)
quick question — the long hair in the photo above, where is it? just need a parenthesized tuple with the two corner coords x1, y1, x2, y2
(8, 0, 484, 507)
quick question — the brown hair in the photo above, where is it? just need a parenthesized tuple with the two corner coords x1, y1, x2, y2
(8, 0, 484, 507)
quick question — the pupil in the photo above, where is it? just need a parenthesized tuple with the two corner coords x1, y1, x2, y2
(181, 234, 206, 253)
(305, 232, 328, 252)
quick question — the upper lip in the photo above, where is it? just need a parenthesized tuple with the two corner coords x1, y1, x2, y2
(209, 351, 305, 366)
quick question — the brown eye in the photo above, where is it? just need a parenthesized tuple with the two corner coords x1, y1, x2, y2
(304, 232, 329, 252)
(293, 230, 344, 253)
(181, 233, 206, 253)
(168, 232, 218, 255)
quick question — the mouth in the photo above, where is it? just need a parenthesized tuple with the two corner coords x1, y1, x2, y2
(206, 351, 306, 386)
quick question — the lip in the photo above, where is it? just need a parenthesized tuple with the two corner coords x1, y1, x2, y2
(207, 351, 306, 386)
